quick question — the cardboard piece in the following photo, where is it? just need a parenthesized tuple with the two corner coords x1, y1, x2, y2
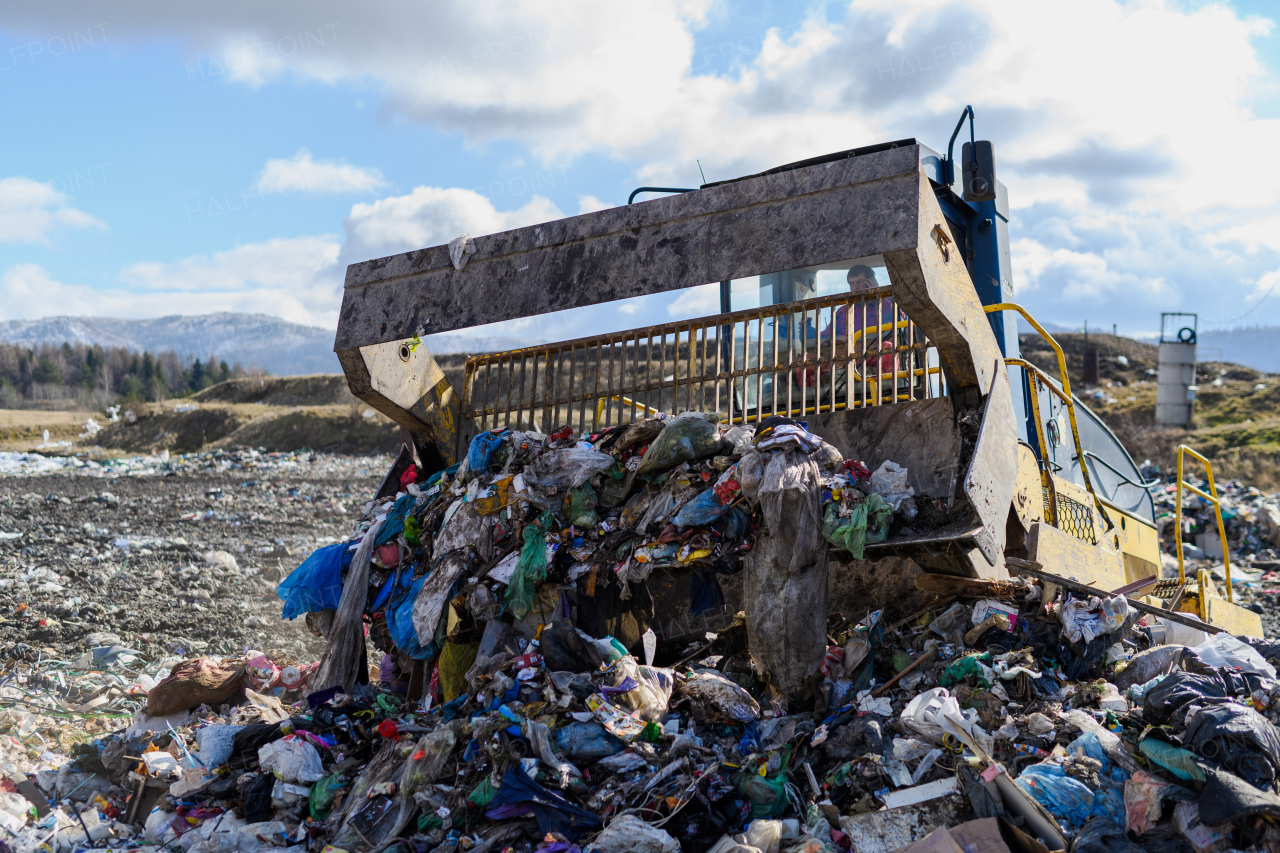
(895, 827, 965, 853)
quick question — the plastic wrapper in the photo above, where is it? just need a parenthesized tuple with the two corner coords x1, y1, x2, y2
(606, 656, 675, 722)
(615, 418, 667, 452)
(869, 460, 914, 511)
(258, 738, 325, 783)
(638, 472, 701, 531)
(635, 412, 722, 476)
(527, 446, 615, 494)
(410, 552, 471, 653)
(554, 721, 625, 761)
(589, 814, 679, 853)
(1195, 633, 1278, 678)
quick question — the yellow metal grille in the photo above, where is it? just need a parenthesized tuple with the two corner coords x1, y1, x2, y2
(458, 288, 944, 453)
(1044, 488, 1098, 545)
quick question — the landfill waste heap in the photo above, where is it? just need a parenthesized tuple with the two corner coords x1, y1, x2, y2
(7, 413, 1280, 853)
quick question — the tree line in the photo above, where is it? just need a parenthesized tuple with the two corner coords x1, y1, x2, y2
(0, 341, 259, 408)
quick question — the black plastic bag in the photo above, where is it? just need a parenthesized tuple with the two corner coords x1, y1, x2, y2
(1070, 817, 1146, 853)
(540, 622, 604, 673)
(1143, 670, 1228, 727)
(1199, 766, 1280, 825)
(489, 764, 601, 840)
(1183, 702, 1280, 789)
(243, 772, 275, 823)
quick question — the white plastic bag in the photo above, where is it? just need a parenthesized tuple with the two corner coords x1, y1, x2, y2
(591, 814, 679, 853)
(257, 738, 325, 783)
(870, 460, 914, 511)
(1195, 633, 1277, 678)
(900, 687, 990, 753)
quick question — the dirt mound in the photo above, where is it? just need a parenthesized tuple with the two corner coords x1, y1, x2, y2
(193, 374, 354, 406)
(94, 404, 400, 455)
(95, 407, 250, 453)
(214, 408, 401, 454)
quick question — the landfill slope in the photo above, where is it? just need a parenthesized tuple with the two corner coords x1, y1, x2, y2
(1020, 331, 1280, 488)
(0, 450, 387, 662)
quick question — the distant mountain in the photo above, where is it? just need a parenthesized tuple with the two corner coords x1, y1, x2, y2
(0, 314, 339, 376)
(1197, 326, 1280, 374)
(0, 314, 538, 376)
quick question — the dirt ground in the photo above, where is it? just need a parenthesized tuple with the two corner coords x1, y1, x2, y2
(0, 409, 88, 450)
(0, 450, 389, 666)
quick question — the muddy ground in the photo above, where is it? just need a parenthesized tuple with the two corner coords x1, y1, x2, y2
(0, 450, 388, 667)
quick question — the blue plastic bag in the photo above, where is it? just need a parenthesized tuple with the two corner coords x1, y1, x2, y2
(277, 542, 352, 620)
(1015, 763, 1096, 828)
(467, 429, 509, 473)
(673, 488, 733, 528)
(375, 493, 416, 546)
(387, 568, 436, 660)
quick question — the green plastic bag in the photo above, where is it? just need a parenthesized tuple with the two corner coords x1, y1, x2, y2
(739, 771, 790, 819)
(823, 493, 893, 558)
(940, 653, 992, 688)
(636, 412, 722, 477)
(506, 512, 553, 619)
(403, 516, 423, 546)
(563, 483, 599, 529)
(864, 492, 893, 544)
(467, 774, 498, 809)
(309, 773, 347, 820)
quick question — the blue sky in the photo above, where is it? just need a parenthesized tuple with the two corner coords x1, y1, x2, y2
(4, 0, 1280, 343)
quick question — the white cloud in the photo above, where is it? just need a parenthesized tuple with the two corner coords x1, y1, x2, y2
(577, 195, 610, 214)
(0, 177, 105, 245)
(0, 237, 343, 328)
(666, 282, 720, 317)
(255, 148, 386, 195)
(341, 186, 562, 264)
(7, 1, 1280, 328)
(120, 236, 339, 292)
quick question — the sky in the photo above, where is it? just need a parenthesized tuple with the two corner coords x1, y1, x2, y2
(4, 0, 1280, 345)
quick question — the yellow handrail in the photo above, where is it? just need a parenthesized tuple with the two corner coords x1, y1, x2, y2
(986, 303, 1112, 533)
(596, 394, 661, 424)
(1175, 444, 1233, 607)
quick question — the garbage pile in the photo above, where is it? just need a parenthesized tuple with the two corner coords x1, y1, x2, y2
(5, 415, 1280, 852)
(1149, 477, 1280, 634)
(1151, 478, 1280, 567)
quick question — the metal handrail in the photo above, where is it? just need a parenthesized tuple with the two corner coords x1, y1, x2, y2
(1174, 445, 1233, 608)
(1074, 449, 1164, 490)
(596, 395, 659, 423)
(988, 303, 1113, 534)
(627, 187, 696, 204)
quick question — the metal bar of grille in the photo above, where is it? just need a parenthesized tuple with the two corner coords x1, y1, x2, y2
(457, 289, 944, 431)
